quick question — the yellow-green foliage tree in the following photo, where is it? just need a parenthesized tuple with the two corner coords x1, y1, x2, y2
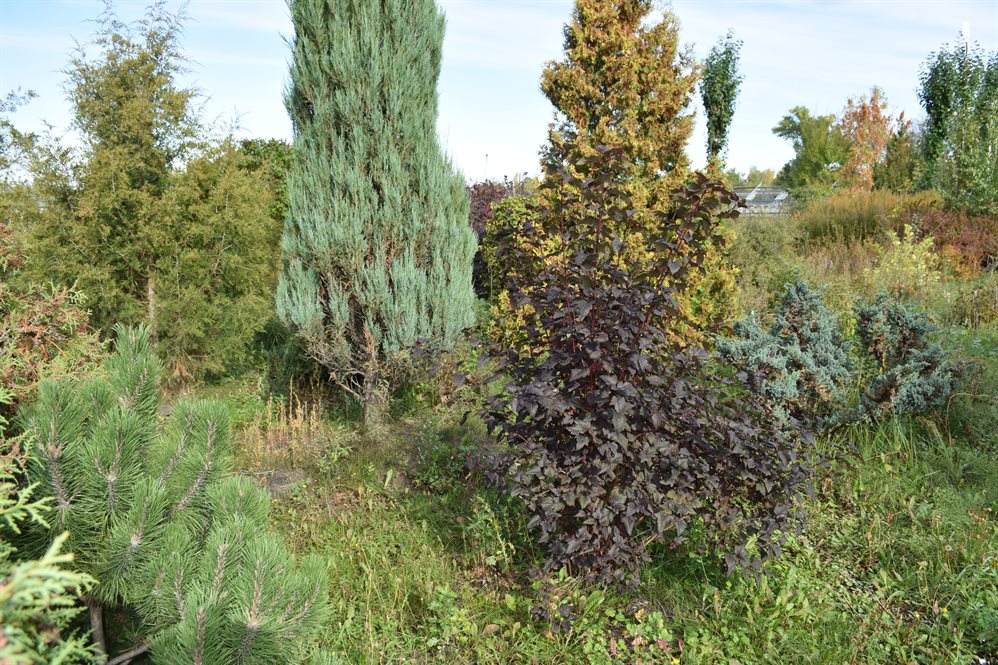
(541, 0, 696, 199)
(491, 0, 737, 347)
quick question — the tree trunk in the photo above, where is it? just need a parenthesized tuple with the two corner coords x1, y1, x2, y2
(362, 363, 386, 426)
(88, 597, 107, 659)
(147, 273, 157, 342)
(360, 326, 385, 426)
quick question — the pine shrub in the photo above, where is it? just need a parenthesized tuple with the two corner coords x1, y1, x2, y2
(1, 387, 96, 665)
(854, 294, 956, 420)
(19, 326, 328, 663)
(482, 144, 810, 586)
(718, 280, 852, 427)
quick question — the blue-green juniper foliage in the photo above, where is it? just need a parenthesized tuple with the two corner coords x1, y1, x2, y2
(854, 294, 956, 420)
(277, 0, 477, 420)
(718, 280, 851, 427)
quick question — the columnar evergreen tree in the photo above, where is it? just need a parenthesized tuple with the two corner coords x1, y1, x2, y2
(26, 2, 198, 332)
(278, 0, 476, 422)
(19, 326, 328, 663)
(542, 0, 697, 205)
(700, 31, 743, 172)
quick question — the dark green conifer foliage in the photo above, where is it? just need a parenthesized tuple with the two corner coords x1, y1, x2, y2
(20, 5, 284, 380)
(718, 280, 851, 427)
(19, 326, 327, 663)
(278, 0, 476, 421)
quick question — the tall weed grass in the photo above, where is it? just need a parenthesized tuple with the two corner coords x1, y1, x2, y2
(798, 189, 943, 244)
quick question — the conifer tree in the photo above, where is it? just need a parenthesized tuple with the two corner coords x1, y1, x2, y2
(1, 387, 96, 665)
(21, 4, 283, 379)
(498, 0, 737, 345)
(19, 326, 328, 663)
(542, 0, 697, 205)
(277, 0, 476, 422)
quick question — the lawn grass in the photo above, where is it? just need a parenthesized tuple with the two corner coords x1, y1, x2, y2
(199, 341, 995, 663)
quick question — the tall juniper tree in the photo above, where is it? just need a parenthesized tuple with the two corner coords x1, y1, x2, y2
(278, 0, 476, 422)
(20, 3, 284, 379)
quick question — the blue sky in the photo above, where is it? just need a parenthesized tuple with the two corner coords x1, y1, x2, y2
(1, 0, 996, 180)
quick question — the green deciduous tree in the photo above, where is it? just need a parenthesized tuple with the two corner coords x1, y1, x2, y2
(723, 166, 775, 189)
(773, 106, 851, 199)
(873, 113, 923, 193)
(700, 30, 743, 171)
(20, 3, 283, 379)
(918, 41, 998, 213)
(277, 0, 476, 423)
(19, 326, 328, 663)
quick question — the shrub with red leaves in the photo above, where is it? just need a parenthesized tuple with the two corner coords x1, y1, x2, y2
(1, 221, 102, 420)
(481, 144, 811, 586)
(919, 207, 998, 273)
(467, 180, 514, 298)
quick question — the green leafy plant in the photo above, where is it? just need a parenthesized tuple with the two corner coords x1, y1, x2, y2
(719, 280, 852, 427)
(19, 326, 328, 663)
(918, 41, 998, 214)
(482, 143, 810, 586)
(468, 179, 514, 299)
(700, 30, 743, 170)
(864, 224, 941, 297)
(854, 294, 956, 420)
(0, 221, 103, 422)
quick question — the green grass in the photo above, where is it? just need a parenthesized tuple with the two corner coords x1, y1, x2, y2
(214, 384, 994, 664)
(199, 273, 997, 663)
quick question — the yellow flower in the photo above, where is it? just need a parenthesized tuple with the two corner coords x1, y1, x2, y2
(672, 659, 680, 665)
(941, 607, 948, 616)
